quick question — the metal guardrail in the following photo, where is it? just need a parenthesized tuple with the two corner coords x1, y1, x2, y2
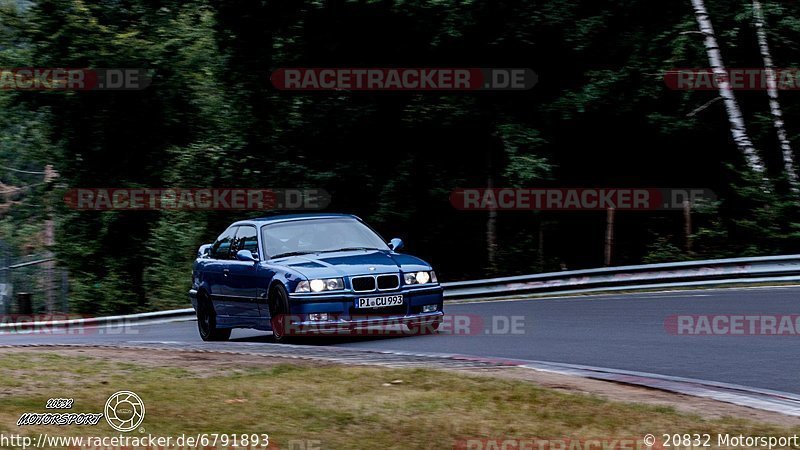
(0, 255, 65, 315)
(0, 308, 196, 330)
(0, 258, 55, 271)
(441, 254, 800, 299)
(3, 254, 800, 327)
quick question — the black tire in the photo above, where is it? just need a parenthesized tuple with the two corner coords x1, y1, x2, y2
(269, 284, 294, 344)
(197, 293, 232, 341)
(405, 319, 441, 335)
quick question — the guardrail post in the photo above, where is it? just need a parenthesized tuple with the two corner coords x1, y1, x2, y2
(16, 292, 32, 315)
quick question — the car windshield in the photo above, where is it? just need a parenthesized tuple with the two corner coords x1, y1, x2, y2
(262, 218, 389, 258)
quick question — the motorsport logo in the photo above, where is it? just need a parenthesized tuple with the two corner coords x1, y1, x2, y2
(17, 391, 145, 432)
(104, 391, 146, 432)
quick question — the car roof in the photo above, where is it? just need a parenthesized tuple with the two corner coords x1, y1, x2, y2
(243, 212, 359, 225)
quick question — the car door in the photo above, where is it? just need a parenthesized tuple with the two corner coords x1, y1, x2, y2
(224, 225, 262, 321)
(206, 226, 237, 320)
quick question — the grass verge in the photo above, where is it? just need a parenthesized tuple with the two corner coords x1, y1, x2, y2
(0, 352, 796, 449)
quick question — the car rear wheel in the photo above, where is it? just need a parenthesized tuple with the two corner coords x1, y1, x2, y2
(197, 294, 231, 341)
(270, 285, 293, 344)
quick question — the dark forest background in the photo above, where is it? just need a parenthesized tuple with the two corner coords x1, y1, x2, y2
(2, 0, 800, 314)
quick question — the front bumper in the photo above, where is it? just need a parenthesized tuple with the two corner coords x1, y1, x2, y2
(188, 289, 198, 310)
(286, 311, 444, 334)
(285, 285, 444, 333)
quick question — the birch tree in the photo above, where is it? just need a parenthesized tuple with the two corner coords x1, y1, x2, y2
(752, 0, 799, 192)
(689, 0, 767, 177)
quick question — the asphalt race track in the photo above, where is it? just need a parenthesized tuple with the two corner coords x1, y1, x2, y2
(3, 286, 799, 394)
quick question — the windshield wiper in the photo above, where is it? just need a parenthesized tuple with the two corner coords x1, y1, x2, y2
(272, 248, 381, 258)
(318, 247, 381, 253)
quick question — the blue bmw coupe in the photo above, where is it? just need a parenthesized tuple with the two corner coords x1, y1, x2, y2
(189, 213, 444, 342)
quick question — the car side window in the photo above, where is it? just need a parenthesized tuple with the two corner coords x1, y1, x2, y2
(210, 226, 237, 260)
(232, 225, 259, 258)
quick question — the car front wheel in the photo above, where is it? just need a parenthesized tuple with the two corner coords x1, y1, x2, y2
(270, 285, 294, 344)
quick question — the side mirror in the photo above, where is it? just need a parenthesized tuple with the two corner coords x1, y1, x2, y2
(388, 238, 404, 251)
(236, 249, 259, 262)
(198, 244, 213, 258)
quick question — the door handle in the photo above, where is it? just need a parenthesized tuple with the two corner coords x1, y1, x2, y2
(223, 269, 230, 277)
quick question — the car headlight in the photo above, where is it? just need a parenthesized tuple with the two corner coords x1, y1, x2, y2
(404, 271, 435, 285)
(415, 271, 430, 284)
(295, 278, 344, 293)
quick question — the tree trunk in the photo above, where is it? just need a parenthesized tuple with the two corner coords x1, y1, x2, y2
(537, 218, 544, 271)
(486, 173, 498, 274)
(604, 208, 615, 267)
(690, 0, 766, 176)
(752, 0, 799, 192)
(683, 200, 693, 254)
(43, 165, 56, 313)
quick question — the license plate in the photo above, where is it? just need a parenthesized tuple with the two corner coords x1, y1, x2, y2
(355, 295, 404, 309)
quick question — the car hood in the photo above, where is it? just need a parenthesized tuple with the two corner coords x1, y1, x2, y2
(274, 250, 431, 279)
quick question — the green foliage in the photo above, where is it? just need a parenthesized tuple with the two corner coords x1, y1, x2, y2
(643, 236, 689, 264)
(692, 168, 800, 258)
(496, 123, 550, 186)
(1, 0, 800, 313)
